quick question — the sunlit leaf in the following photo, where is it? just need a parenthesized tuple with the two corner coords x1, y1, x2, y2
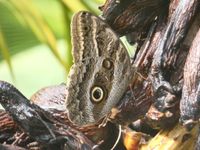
(60, 1, 73, 72)
(0, 2, 40, 59)
(0, 0, 103, 76)
(81, 0, 101, 14)
(0, 26, 14, 78)
(62, 0, 88, 12)
(7, 0, 67, 68)
(94, 0, 105, 4)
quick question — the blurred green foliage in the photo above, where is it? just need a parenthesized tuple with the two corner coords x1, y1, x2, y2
(0, 0, 104, 97)
(0, 0, 104, 72)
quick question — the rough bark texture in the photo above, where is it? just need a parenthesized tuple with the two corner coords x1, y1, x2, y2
(102, 0, 200, 129)
(180, 27, 200, 128)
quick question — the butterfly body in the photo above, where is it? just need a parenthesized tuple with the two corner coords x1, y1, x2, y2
(66, 11, 133, 127)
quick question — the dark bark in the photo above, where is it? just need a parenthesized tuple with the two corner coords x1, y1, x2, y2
(101, 0, 169, 37)
(0, 145, 26, 150)
(0, 81, 98, 150)
(102, 0, 200, 129)
(180, 28, 200, 130)
(146, 0, 199, 128)
(0, 82, 124, 150)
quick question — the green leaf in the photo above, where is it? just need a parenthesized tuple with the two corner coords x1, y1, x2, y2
(81, 0, 102, 14)
(62, 0, 88, 12)
(59, 1, 73, 73)
(0, 1, 40, 59)
(7, 0, 67, 68)
(0, 0, 104, 76)
(0, 26, 14, 78)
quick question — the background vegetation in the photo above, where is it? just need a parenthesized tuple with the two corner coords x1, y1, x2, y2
(0, 0, 104, 97)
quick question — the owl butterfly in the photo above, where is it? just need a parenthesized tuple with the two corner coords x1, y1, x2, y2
(66, 11, 133, 127)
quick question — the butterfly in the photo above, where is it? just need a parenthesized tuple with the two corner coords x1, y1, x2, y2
(66, 11, 133, 127)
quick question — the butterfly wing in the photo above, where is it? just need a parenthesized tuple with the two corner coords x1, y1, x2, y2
(66, 11, 132, 126)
